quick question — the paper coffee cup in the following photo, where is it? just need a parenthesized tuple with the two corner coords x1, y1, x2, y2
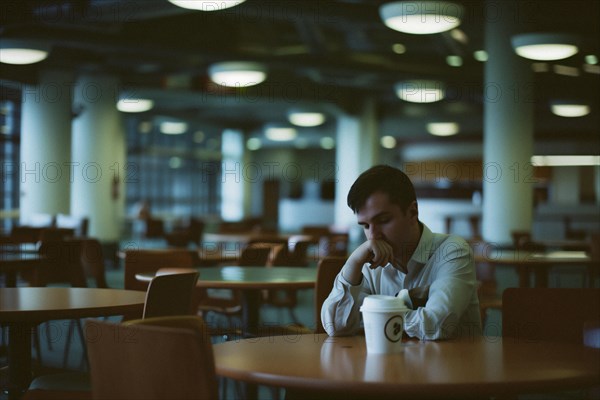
(360, 295, 409, 354)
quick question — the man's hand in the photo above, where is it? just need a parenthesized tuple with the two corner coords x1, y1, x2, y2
(341, 239, 395, 285)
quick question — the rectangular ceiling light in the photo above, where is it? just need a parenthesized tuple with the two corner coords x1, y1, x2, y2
(531, 155, 600, 166)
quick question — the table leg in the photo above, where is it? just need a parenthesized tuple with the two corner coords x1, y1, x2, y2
(6, 323, 32, 400)
(240, 290, 261, 336)
(518, 266, 531, 288)
(239, 290, 260, 400)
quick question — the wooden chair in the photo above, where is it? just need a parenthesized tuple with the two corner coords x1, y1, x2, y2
(142, 217, 165, 239)
(261, 256, 347, 336)
(511, 230, 545, 251)
(55, 214, 89, 237)
(22, 271, 203, 400)
(86, 316, 218, 400)
(196, 244, 274, 328)
(143, 269, 199, 318)
(502, 288, 600, 344)
(79, 239, 109, 289)
(274, 257, 346, 400)
(165, 217, 205, 247)
(469, 239, 502, 328)
(123, 249, 196, 291)
(313, 256, 347, 334)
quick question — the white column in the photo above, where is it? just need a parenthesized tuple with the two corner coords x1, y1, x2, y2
(71, 74, 126, 241)
(19, 69, 73, 223)
(482, 0, 534, 246)
(334, 97, 379, 233)
(221, 129, 244, 221)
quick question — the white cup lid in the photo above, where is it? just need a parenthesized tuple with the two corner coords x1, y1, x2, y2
(360, 295, 409, 312)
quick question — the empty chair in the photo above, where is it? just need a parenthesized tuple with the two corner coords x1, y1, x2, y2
(55, 214, 89, 237)
(469, 238, 502, 328)
(196, 243, 275, 331)
(79, 239, 109, 288)
(511, 230, 545, 252)
(86, 316, 218, 400)
(143, 269, 199, 318)
(123, 249, 196, 291)
(165, 217, 205, 247)
(142, 217, 165, 239)
(22, 272, 203, 400)
(260, 256, 347, 336)
(502, 288, 600, 344)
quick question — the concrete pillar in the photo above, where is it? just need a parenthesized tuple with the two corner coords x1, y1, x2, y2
(19, 69, 73, 223)
(481, 0, 535, 246)
(71, 74, 126, 241)
(221, 129, 244, 221)
(334, 97, 379, 234)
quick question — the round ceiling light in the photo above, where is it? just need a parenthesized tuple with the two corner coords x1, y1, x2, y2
(426, 122, 459, 136)
(167, 0, 246, 11)
(0, 39, 50, 65)
(264, 125, 297, 141)
(160, 121, 188, 135)
(288, 110, 326, 127)
(512, 33, 579, 61)
(395, 80, 445, 103)
(380, 1, 464, 35)
(550, 101, 590, 118)
(208, 61, 267, 87)
(117, 98, 154, 113)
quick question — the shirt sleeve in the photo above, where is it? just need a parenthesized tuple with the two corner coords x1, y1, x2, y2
(403, 239, 477, 340)
(321, 264, 373, 336)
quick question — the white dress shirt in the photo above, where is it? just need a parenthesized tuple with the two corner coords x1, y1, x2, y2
(321, 223, 482, 340)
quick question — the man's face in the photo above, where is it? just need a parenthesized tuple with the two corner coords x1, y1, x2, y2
(356, 191, 419, 259)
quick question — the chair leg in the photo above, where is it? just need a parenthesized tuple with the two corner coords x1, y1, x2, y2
(76, 320, 89, 370)
(33, 326, 43, 365)
(63, 320, 74, 368)
(44, 322, 53, 350)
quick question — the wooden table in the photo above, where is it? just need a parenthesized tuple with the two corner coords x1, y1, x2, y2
(214, 334, 600, 399)
(0, 287, 146, 400)
(136, 266, 317, 335)
(474, 249, 595, 287)
(0, 253, 44, 287)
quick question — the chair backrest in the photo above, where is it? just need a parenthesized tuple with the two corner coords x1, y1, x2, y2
(318, 233, 349, 258)
(56, 214, 89, 237)
(502, 288, 600, 344)
(270, 236, 314, 267)
(143, 269, 199, 318)
(9, 226, 44, 244)
(143, 218, 165, 239)
(237, 244, 274, 266)
(124, 249, 196, 291)
(315, 256, 347, 334)
(37, 238, 87, 287)
(79, 238, 109, 288)
(87, 316, 217, 400)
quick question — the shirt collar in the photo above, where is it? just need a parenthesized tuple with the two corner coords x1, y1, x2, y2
(407, 222, 434, 269)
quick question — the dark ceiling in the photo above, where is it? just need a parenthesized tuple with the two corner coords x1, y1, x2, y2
(1, 0, 599, 149)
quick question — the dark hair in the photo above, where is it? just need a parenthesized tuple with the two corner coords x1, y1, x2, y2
(347, 165, 416, 213)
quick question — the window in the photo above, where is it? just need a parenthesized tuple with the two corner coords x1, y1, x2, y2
(0, 86, 21, 234)
(125, 117, 222, 220)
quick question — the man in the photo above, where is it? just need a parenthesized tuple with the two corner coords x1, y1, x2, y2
(321, 165, 481, 340)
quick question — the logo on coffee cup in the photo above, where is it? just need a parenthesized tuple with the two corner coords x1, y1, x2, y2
(384, 315, 404, 342)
